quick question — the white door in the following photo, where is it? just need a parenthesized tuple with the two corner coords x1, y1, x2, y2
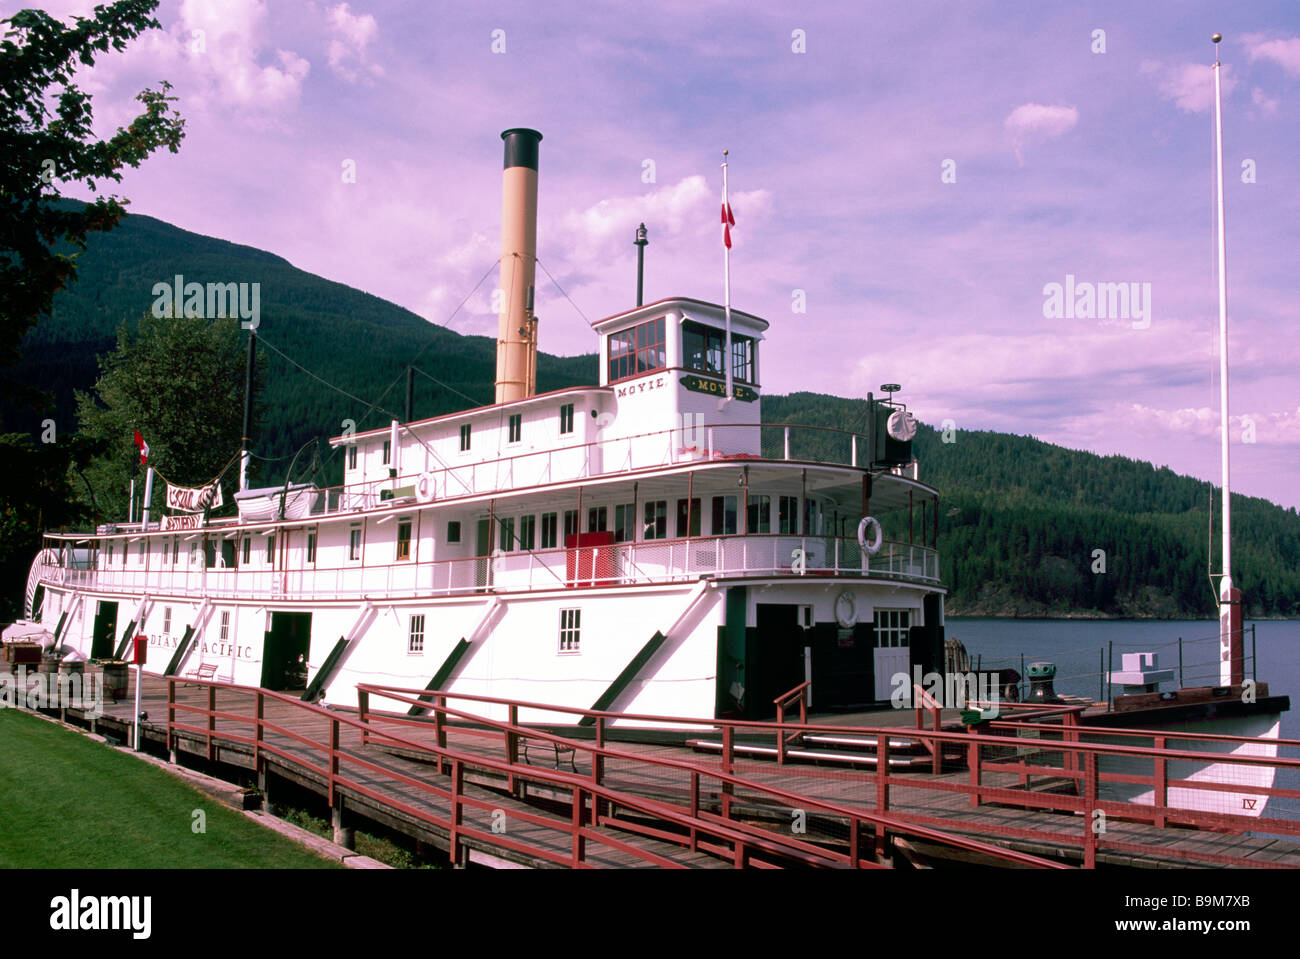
(872, 609, 912, 701)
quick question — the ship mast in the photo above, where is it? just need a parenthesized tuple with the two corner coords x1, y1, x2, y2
(1211, 33, 1242, 686)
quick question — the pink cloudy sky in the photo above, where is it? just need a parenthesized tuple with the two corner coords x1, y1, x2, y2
(10, 0, 1300, 509)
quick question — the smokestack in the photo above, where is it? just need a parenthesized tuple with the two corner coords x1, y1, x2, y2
(495, 128, 542, 404)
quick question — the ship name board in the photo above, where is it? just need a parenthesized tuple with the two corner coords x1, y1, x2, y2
(680, 374, 757, 402)
(162, 513, 205, 531)
(166, 481, 224, 512)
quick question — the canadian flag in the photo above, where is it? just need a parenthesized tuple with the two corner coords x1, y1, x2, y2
(133, 429, 149, 466)
(721, 199, 735, 249)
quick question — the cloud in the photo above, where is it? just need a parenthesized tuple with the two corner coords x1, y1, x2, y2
(1252, 86, 1280, 116)
(1139, 59, 1234, 114)
(177, 0, 310, 109)
(1003, 103, 1078, 163)
(1244, 35, 1300, 77)
(1127, 405, 1300, 446)
(326, 2, 382, 83)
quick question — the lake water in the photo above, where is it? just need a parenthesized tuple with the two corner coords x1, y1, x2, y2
(948, 617, 1300, 826)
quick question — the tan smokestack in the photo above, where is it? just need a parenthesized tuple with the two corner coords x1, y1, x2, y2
(495, 128, 542, 403)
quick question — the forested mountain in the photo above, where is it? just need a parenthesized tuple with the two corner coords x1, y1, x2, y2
(4, 207, 1297, 618)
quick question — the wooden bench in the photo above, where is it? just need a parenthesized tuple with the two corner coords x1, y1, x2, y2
(184, 663, 218, 685)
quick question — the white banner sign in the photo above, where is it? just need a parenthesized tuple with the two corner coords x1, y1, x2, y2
(166, 481, 223, 512)
(161, 513, 205, 531)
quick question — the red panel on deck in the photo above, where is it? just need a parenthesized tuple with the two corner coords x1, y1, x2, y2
(565, 531, 615, 586)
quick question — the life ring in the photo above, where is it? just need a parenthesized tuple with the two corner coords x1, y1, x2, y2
(416, 472, 435, 503)
(835, 590, 858, 629)
(857, 516, 883, 555)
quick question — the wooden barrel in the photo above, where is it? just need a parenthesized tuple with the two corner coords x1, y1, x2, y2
(102, 662, 128, 702)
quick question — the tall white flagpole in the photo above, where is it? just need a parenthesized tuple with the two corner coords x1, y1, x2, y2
(722, 150, 733, 402)
(1211, 33, 1238, 686)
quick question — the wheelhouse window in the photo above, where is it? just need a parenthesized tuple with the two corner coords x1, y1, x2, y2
(747, 495, 771, 534)
(508, 413, 522, 444)
(683, 320, 755, 383)
(519, 514, 536, 550)
(447, 521, 461, 543)
(349, 525, 362, 561)
(408, 614, 425, 654)
(396, 518, 412, 561)
(559, 608, 581, 654)
(266, 534, 275, 564)
(676, 498, 701, 537)
(564, 510, 579, 542)
(587, 506, 607, 533)
(241, 536, 251, 565)
(559, 403, 574, 435)
(459, 424, 471, 452)
(306, 531, 317, 564)
(220, 539, 236, 568)
(348, 445, 357, 470)
(541, 512, 558, 549)
(608, 316, 666, 382)
(382, 440, 391, 465)
(498, 516, 515, 551)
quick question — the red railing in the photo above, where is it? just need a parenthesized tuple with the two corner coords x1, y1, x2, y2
(354, 683, 1300, 869)
(165, 677, 1064, 868)
(773, 681, 809, 764)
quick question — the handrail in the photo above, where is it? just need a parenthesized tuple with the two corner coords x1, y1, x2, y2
(354, 681, 1300, 865)
(773, 681, 810, 763)
(162, 675, 1067, 869)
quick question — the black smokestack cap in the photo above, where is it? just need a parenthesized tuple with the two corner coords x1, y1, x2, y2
(502, 128, 542, 170)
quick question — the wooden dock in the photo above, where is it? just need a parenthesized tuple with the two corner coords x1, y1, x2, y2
(20, 669, 1300, 869)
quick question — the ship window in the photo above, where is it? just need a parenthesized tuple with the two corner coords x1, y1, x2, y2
(106, 544, 113, 566)
(519, 514, 536, 550)
(559, 403, 574, 434)
(138, 539, 145, 560)
(508, 413, 522, 444)
(221, 539, 236, 569)
(241, 537, 251, 565)
(460, 424, 471, 452)
(643, 500, 668, 540)
(307, 531, 316, 564)
(382, 440, 391, 465)
(613, 503, 636, 543)
(747, 495, 771, 534)
(778, 495, 798, 535)
(874, 609, 911, 648)
(558, 608, 581, 654)
(266, 534, 275, 563)
(683, 320, 755, 384)
(348, 445, 357, 470)
(712, 495, 738, 535)
(564, 510, 579, 541)
(397, 519, 412, 561)
(587, 506, 607, 533)
(189, 542, 198, 566)
(804, 498, 824, 536)
(676, 498, 701, 537)
(499, 516, 515, 552)
(608, 317, 666, 382)
(171, 537, 179, 565)
(220, 610, 230, 641)
(541, 512, 558, 549)
(447, 521, 461, 543)
(163, 607, 172, 635)
(408, 614, 425, 654)
(349, 525, 362, 561)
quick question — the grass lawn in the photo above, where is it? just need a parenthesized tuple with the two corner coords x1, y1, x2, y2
(0, 710, 340, 868)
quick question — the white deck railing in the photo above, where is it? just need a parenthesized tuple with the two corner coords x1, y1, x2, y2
(36, 534, 939, 602)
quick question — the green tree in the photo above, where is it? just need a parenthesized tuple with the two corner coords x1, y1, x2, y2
(0, 0, 184, 409)
(74, 313, 261, 520)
